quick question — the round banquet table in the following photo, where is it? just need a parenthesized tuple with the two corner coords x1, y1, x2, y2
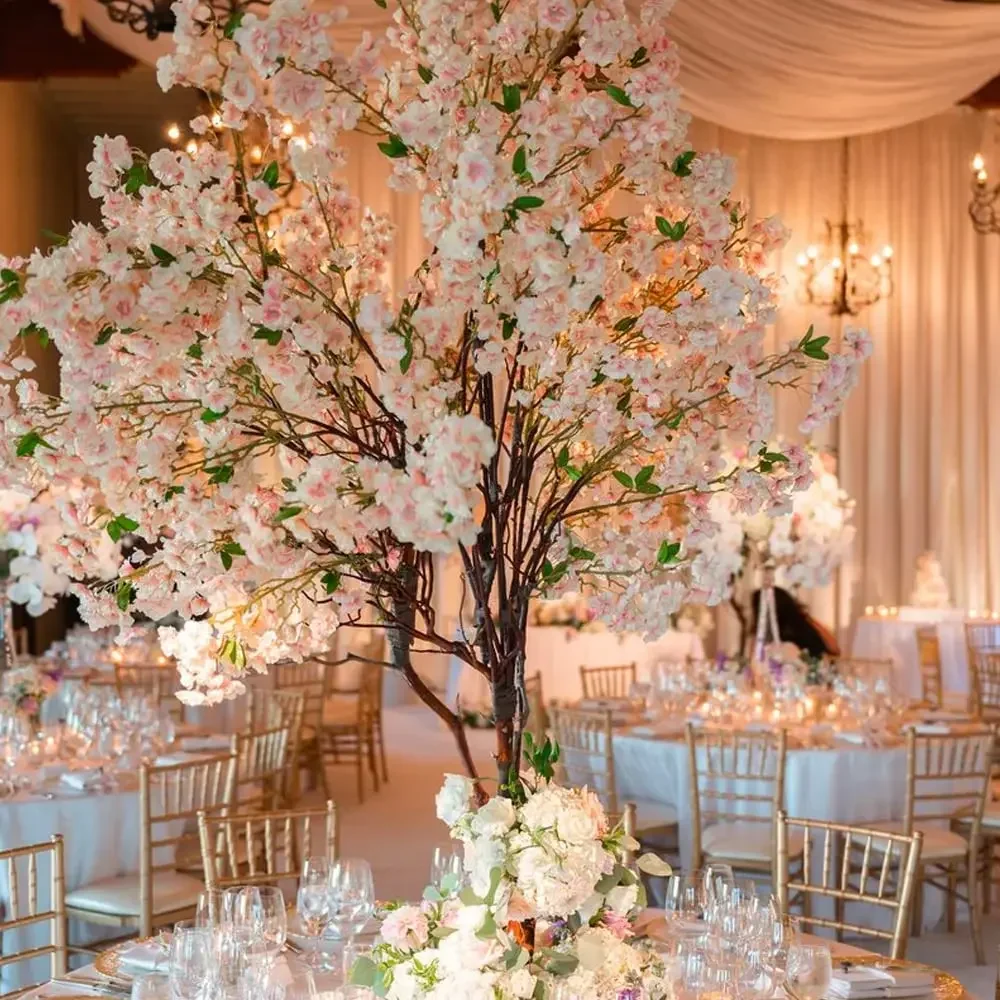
(0, 781, 143, 992)
(850, 609, 991, 701)
(613, 732, 953, 931)
(446, 626, 706, 710)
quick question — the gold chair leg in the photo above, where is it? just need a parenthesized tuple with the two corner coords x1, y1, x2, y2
(377, 718, 389, 783)
(911, 867, 924, 938)
(968, 855, 985, 965)
(982, 837, 994, 915)
(947, 865, 957, 933)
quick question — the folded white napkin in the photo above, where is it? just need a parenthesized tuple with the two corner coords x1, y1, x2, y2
(826, 964, 935, 999)
(835, 731, 867, 745)
(119, 936, 170, 973)
(911, 723, 951, 735)
(59, 768, 103, 791)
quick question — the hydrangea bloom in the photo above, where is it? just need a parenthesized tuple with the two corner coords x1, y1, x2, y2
(0, 0, 869, 778)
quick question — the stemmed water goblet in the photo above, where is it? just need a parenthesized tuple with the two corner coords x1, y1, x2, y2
(329, 858, 375, 960)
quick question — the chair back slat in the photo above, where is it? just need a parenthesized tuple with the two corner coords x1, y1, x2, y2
(776, 813, 922, 960)
(274, 659, 334, 733)
(548, 706, 616, 814)
(198, 801, 338, 890)
(967, 622, 1000, 719)
(579, 663, 636, 701)
(231, 724, 292, 812)
(0, 835, 67, 994)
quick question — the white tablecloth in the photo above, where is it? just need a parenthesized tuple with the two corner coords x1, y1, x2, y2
(445, 627, 706, 710)
(0, 784, 143, 991)
(614, 733, 952, 930)
(851, 612, 982, 700)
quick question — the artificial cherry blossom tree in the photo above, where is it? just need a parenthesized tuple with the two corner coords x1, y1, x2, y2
(0, 0, 869, 787)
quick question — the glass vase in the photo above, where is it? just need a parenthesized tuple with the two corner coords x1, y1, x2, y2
(0, 579, 15, 677)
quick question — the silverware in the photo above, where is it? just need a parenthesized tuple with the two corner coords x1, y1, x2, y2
(49, 977, 129, 997)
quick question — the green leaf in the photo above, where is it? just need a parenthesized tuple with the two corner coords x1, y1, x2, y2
(417, 64, 434, 84)
(106, 513, 140, 542)
(200, 407, 227, 423)
(259, 161, 280, 190)
(635, 465, 654, 487)
(569, 546, 595, 561)
(399, 333, 413, 374)
(186, 341, 204, 360)
(656, 216, 687, 241)
(274, 504, 303, 523)
(762, 450, 788, 465)
(94, 324, 115, 346)
(253, 325, 282, 346)
(115, 579, 136, 612)
(604, 84, 633, 108)
(557, 445, 570, 468)
(223, 9, 244, 37)
(613, 470, 633, 489)
(220, 551, 233, 571)
(635, 481, 660, 495)
(0, 268, 18, 284)
(512, 146, 526, 175)
(349, 956, 377, 988)
(502, 316, 517, 341)
(150, 244, 175, 265)
(502, 83, 521, 112)
(321, 570, 341, 594)
(41, 229, 68, 246)
(123, 161, 150, 196)
(477, 911, 497, 940)
(665, 410, 683, 430)
(490, 0, 501, 20)
(511, 195, 543, 211)
(657, 540, 681, 565)
(164, 485, 185, 501)
(372, 0, 387, 7)
(671, 150, 696, 177)
(15, 431, 52, 458)
(614, 316, 638, 333)
(637, 852, 673, 877)
(207, 464, 234, 485)
(629, 46, 648, 67)
(377, 134, 409, 159)
(218, 540, 245, 572)
(18, 322, 49, 349)
(797, 323, 816, 348)
(564, 465, 582, 481)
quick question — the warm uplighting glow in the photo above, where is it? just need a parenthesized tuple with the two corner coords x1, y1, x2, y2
(166, 123, 181, 142)
(864, 605, 874, 616)
(185, 140, 198, 156)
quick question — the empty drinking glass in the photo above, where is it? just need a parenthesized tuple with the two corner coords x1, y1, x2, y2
(786, 943, 833, 1000)
(130, 972, 170, 1000)
(297, 882, 331, 968)
(330, 858, 375, 943)
(169, 920, 215, 1000)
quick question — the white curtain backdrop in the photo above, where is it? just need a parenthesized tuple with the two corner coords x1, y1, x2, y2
(50, 0, 1000, 141)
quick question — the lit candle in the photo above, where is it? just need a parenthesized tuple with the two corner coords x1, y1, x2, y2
(831, 256, 843, 271)
(806, 245, 818, 260)
(973, 153, 985, 173)
(864, 605, 874, 616)
(796, 252, 809, 268)
(166, 123, 181, 143)
(848, 242, 860, 256)
(977, 168, 989, 185)
(185, 140, 198, 156)
(882, 245, 893, 260)
(870, 254, 882, 268)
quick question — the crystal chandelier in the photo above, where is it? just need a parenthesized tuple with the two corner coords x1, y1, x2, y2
(796, 138, 894, 317)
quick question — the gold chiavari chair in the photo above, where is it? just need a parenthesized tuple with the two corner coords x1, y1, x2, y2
(687, 723, 800, 880)
(231, 724, 292, 812)
(777, 813, 922, 960)
(198, 801, 338, 891)
(579, 663, 637, 701)
(319, 662, 382, 802)
(524, 671, 547, 747)
(114, 662, 172, 705)
(549, 706, 677, 850)
(65, 751, 237, 940)
(0, 836, 66, 996)
(967, 623, 1000, 721)
(885, 728, 993, 963)
(245, 689, 306, 804)
(273, 658, 334, 798)
(915, 627, 944, 710)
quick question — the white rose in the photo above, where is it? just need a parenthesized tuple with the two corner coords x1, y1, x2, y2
(464, 836, 506, 897)
(519, 788, 563, 830)
(436, 773, 475, 827)
(605, 883, 639, 915)
(472, 796, 516, 838)
(555, 804, 600, 845)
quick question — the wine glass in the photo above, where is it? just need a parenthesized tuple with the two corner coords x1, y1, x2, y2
(429, 845, 463, 893)
(195, 889, 225, 928)
(169, 920, 215, 1000)
(786, 943, 833, 1000)
(297, 883, 331, 968)
(303, 855, 332, 887)
(664, 874, 707, 929)
(329, 858, 375, 943)
(701, 863, 734, 904)
(249, 885, 288, 962)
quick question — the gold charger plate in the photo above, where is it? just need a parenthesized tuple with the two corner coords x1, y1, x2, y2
(93, 935, 161, 980)
(835, 955, 964, 1000)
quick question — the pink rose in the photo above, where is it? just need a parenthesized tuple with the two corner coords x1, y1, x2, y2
(380, 905, 429, 951)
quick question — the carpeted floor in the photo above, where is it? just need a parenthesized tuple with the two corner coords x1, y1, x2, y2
(318, 707, 997, 1000)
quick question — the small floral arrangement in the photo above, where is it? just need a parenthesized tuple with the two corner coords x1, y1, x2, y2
(352, 739, 672, 1000)
(531, 594, 602, 632)
(1, 663, 61, 725)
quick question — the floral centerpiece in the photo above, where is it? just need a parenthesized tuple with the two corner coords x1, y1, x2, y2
(531, 594, 601, 631)
(1, 663, 62, 729)
(353, 741, 672, 999)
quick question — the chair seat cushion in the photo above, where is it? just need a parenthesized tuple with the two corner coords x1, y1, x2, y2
(321, 694, 357, 726)
(630, 799, 678, 833)
(860, 821, 967, 861)
(702, 821, 801, 863)
(66, 871, 204, 917)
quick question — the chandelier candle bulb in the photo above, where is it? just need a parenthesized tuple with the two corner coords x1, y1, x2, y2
(806, 245, 819, 259)
(165, 123, 181, 142)
(185, 139, 198, 155)
(882, 245, 893, 259)
(973, 153, 985, 173)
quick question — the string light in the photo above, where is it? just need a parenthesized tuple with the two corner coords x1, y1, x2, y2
(185, 139, 198, 156)
(166, 123, 181, 143)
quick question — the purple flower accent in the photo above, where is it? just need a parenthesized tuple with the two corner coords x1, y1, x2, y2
(768, 657, 783, 680)
(618, 989, 640, 1000)
(714, 651, 728, 672)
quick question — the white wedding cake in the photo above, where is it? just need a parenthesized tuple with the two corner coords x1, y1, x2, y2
(909, 552, 951, 609)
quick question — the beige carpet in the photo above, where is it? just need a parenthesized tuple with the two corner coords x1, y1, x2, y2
(320, 706, 998, 1000)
